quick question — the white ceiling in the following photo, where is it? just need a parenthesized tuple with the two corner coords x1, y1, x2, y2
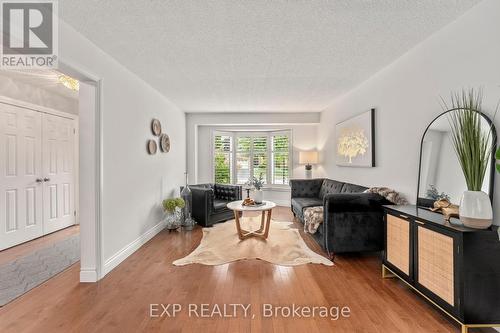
(0, 69, 78, 100)
(60, 0, 480, 112)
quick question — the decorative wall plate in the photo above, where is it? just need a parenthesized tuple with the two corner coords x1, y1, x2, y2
(147, 139, 158, 154)
(151, 119, 162, 136)
(160, 134, 170, 152)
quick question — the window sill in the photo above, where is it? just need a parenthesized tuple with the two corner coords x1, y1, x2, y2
(262, 185, 291, 192)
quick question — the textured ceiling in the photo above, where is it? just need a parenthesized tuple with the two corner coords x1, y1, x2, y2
(60, 0, 480, 112)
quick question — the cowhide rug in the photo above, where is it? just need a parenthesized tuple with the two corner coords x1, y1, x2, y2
(173, 217, 333, 266)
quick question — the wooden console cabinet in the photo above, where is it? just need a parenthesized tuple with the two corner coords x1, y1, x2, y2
(383, 205, 500, 333)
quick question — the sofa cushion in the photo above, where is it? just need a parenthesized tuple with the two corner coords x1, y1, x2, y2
(341, 183, 368, 194)
(291, 197, 323, 217)
(319, 179, 344, 199)
(213, 199, 228, 212)
(214, 184, 240, 201)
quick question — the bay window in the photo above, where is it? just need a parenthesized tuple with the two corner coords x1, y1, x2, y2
(213, 130, 291, 186)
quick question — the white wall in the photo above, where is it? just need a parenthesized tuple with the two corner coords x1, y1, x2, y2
(187, 113, 320, 206)
(59, 21, 186, 275)
(0, 73, 78, 114)
(318, 0, 500, 225)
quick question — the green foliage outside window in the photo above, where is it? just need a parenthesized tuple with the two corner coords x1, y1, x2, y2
(214, 135, 231, 184)
(213, 132, 290, 185)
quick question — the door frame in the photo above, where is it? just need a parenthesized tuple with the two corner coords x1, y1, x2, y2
(58, 60, 103, 283)
(0, 62, 103, 283)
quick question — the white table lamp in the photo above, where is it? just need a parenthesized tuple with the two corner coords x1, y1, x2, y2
(299, 151, 318, 179)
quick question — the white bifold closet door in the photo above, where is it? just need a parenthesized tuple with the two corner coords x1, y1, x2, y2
(0, 104, 44, 250)
(0, 104, 75, 251)
(42, 113, 75, 235)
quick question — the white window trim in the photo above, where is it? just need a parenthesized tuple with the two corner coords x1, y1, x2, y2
(212, 130, 234, 184)
(270, 130, 292, 186)
(211, 129, 292, 187)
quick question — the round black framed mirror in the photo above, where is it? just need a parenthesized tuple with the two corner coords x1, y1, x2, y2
(417, 108, 497, 208)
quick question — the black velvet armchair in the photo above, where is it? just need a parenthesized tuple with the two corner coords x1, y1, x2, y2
(188, 183, 242, 227)
(290, 178, 392, 258)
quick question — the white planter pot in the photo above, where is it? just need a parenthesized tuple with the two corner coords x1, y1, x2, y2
(459, 190, 492, 229)
(253, 189, 263, 204)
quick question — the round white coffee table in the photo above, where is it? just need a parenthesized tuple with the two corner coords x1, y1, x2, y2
(226, 200, 276, 240)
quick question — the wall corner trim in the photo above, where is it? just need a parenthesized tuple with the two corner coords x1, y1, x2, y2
(80, 269, 98, 283)
(102, 220, 166, 277)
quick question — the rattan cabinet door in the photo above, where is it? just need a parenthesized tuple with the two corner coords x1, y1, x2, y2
(386, 214, 411, 276)
(416, 225, 455, 306)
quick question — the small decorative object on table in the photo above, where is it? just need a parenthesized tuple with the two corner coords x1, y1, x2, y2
(425, 185, 450, 201)
(162, 197, 185, 231)
(246, 173, 264, 204)
(242, 198, 255, 206)
(430, 198, 459, 222)
(242, 185, 252, 199)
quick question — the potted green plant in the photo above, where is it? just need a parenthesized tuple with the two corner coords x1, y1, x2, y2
(496, 147, 500, 174)
(162, 197, 185, 230)
(246, 173, 265, 204)
(444, 88, 495, 229)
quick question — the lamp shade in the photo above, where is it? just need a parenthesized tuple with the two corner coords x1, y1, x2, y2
(299, 151, 318, 164)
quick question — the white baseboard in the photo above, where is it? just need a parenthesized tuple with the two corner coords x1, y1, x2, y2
(102, 220, 165, 277)
(80, 269, 98, 283)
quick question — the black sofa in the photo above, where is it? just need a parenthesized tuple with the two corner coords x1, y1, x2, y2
(290, 178, 391, 258)
(188, 183, 242, 227)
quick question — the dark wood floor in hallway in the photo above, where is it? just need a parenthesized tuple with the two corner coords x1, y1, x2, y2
(0, 207, 492, 332)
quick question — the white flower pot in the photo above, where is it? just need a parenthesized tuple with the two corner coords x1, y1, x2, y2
(253, 189, 263, 204)
(459, 190, 492, 229)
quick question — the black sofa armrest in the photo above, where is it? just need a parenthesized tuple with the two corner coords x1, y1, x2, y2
(190, 186, 215, 226)
(322, 193, 392, 255)
(323, 193, 390, 213)
(214, 184, 242, 201)
(290, 178, 324, 199)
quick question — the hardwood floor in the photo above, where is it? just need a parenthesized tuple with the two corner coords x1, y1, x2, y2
(0, 225, 80, 265)
(0, 208, 492, 332)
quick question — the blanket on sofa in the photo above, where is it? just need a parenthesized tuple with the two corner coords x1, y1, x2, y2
(303, 206, 324, 234)
(364, 187, 408, 205)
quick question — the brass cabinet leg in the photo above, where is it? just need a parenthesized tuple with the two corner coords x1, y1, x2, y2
(382, 265, 396, 279)
(461, 325, 467, 333)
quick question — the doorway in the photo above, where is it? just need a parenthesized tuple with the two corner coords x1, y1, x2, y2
(0, 65, 101, 305)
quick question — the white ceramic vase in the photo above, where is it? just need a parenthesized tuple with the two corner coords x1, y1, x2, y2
(253, 189, 263, 204)
(459, 190, 492, 229)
